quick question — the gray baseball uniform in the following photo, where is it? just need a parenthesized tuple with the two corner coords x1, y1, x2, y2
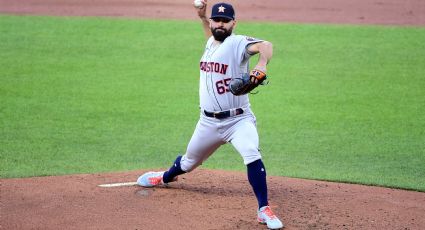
(180, 34, 263, 172)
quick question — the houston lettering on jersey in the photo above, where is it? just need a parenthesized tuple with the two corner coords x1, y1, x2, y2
(200, 62, 229, 75)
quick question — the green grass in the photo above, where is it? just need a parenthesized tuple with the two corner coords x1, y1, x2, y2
(1, 15, 424, 191)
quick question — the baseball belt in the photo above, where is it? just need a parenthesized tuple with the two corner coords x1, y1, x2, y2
(203, 108, 244, 119)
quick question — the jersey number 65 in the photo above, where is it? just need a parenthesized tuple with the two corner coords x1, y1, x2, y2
(216, 78, 232, 95)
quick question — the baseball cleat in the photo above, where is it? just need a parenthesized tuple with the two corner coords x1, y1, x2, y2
(137, 171, 165, 187)
(257, 206, 284, 229)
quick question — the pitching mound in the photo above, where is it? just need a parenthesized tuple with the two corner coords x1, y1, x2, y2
(2, 169, 424, 229)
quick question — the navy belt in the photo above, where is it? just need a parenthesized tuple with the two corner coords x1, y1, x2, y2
(203, 108, 244, 119)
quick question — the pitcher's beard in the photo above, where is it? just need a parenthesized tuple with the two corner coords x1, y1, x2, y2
(212, 28, 232, 42)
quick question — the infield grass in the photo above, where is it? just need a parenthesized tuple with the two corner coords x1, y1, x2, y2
(1, 15, 424, 191)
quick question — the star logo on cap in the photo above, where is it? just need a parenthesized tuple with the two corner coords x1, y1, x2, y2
(218, 5, 226, 12)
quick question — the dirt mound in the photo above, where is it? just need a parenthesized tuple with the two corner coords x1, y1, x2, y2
(2, 169, 424, 229)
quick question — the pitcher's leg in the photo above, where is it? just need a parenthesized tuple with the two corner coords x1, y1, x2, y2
(137, 118, 223, 187)
(166, 118, 223, 182)
(229, 118, 282, 228)
(229, 119, 268, 208)
(138, 119, 222, 187)
(180, 122, 223, 172)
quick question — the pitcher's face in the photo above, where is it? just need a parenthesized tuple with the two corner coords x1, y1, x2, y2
(210, 17, 236, 42)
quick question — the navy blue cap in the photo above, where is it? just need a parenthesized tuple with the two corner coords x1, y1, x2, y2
(210, 3, 235, 20)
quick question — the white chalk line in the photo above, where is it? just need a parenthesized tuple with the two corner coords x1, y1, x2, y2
(98, 182, 138, 188)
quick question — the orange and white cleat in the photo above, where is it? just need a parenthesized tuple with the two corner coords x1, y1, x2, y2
(257, 206, 284, 229)
(137, 171, 178, 187)
(137, 171, 165, 187)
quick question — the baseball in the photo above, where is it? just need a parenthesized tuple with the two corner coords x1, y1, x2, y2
(193, 0, 204, 9)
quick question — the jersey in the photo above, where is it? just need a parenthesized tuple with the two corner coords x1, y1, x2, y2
(199, 34, 263, 112)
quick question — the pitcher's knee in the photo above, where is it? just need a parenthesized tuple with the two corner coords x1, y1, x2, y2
(239, 145, 262, 165)
(243, 155, 262, 165)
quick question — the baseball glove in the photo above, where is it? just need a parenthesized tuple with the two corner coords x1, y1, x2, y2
(229, 69, 268, 96)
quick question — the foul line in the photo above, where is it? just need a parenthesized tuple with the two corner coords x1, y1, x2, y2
(98, 182, 138, 188)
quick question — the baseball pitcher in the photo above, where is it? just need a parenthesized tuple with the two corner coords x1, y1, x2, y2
(137, 1, 283, 229)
